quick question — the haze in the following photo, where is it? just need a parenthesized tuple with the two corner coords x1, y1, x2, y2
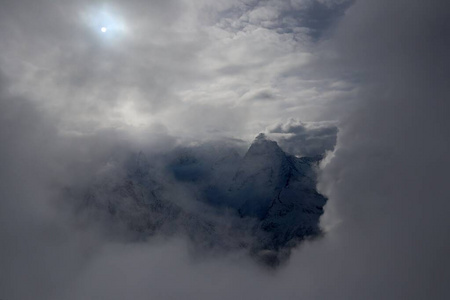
(0, 0, 449, 299)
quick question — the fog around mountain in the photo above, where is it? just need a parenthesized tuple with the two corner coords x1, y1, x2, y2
(68, 133, 329, 267)
(1, 0, 450, 299)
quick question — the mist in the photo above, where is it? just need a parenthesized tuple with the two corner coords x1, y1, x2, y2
(1, 0, 450, 299)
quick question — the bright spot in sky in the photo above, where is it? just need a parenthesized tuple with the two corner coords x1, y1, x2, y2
(81, 8, 127, 37)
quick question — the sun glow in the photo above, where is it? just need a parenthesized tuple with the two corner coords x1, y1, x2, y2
(81, 7, 127, 37)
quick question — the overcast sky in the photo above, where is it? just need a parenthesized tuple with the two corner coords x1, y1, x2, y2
(1, 0, 450, 299)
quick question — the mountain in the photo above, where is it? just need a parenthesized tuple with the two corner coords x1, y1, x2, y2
(74, 134, 328, 265)
(227, 133, 326, 250)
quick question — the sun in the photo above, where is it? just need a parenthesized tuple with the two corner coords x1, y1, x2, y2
(81, 8, 127, 37)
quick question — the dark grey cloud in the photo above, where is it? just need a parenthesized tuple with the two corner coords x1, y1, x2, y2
(1, 0, 450, 299)
(315, 0, 450, 298)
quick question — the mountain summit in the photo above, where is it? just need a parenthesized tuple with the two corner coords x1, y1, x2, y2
(230, 133, 295, 218)
(229, 134, 326, 250)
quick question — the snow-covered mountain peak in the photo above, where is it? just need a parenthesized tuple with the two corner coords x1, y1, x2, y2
(75, 136, 329, 267)
(246, 133, 284, 157)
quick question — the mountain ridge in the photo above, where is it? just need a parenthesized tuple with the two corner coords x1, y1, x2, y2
(74, 134, 328, 266)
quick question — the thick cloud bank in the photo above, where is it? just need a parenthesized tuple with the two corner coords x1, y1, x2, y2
(1, 0, 450, 299)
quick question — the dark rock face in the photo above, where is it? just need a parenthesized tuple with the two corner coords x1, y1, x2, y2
(75, 135, 328, 266)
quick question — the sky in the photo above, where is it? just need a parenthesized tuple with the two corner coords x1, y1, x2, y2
(1, 0, 450, 299)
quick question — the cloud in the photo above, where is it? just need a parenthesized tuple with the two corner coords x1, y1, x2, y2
(315, 0, 450, 298)
(0, 0, 352, 138)
(266, 119, 338, 156)
(1, 0, 450, 299)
